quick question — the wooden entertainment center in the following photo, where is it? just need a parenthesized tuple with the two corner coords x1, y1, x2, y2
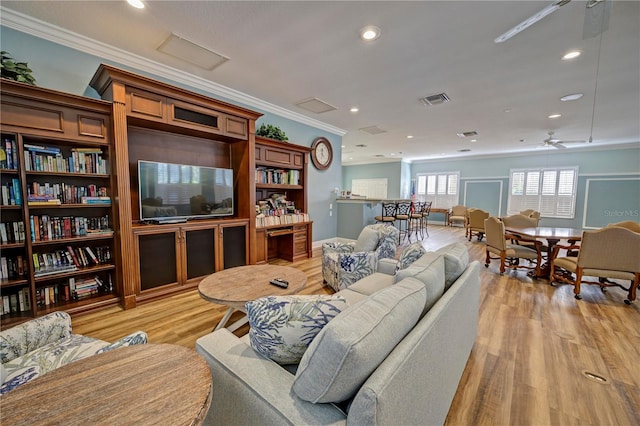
(0, 64, 313, 326)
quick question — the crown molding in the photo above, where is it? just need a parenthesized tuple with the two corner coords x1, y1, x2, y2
(0, 7, 347, 137)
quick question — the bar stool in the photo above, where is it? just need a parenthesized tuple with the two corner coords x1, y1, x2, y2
(409, 201, 424, 240)
(375, 201, 397, 226)
(395, 201, 412, 242)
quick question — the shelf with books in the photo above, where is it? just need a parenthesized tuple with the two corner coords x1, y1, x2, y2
(256, 183, 304, 190)
(1, 78, 120, 325)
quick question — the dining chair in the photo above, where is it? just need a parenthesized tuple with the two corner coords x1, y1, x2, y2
(550, 226, 640, 304)
(466, 209, 489, 241)
(519, 209, 541, 221)
(484, 216, 543, 276)
(502, 213, 546, 255)
(448, 205, 467, 227)
(606, 220, 640, 233)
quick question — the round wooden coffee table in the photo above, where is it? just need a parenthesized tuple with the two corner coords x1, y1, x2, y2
(0, 344, 212, 425)
(198, 264, 307, 331)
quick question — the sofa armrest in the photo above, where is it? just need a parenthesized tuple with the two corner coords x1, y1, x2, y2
(96, 331, 148, 354)
(196, 329, 346, 426)
(377, 258, 398, 275)
(0, 312, 72, 364)
(322, 241, 356, 255)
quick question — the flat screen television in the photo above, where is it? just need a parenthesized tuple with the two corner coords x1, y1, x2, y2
(138, 160, 234, 221)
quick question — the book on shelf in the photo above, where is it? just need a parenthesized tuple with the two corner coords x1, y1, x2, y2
(80, 196, 111, 204)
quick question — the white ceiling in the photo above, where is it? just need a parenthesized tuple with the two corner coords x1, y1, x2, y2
(2, 1, 639, 165)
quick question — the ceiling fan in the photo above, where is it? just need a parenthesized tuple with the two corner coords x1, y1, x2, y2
(494, 0, 609, 43)
(541, 132, 586, 149)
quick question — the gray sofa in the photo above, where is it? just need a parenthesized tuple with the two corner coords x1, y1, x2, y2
(196, 242, 480, 425)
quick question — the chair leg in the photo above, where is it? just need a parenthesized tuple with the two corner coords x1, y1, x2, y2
(574, 269, 583, 299)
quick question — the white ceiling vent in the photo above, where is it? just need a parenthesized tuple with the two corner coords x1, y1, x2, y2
(295, 98, 338, 114)
(359, 126, 387, 135)
(457, 131, 478, 138)
(420, 93, 451, 106)
(157, 33, 229, 70)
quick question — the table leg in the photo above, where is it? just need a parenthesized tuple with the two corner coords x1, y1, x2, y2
(214, 307, 236, 331)
(539, 238, 560, 279)
(213, 307, 250, 332)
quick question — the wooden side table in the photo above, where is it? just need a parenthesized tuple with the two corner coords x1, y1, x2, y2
(0, 344, 212, 426)
(199, 264, 307, 331)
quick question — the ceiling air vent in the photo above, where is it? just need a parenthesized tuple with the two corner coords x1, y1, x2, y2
(355, 144, 368, 148)
(295, 98, 337, 114)
(359, 126, 387, 135)
(157, 33, 229, 70)
(457, 131, 478, 138)
(458, 149, 472, 152)
(420, 93, 451, 106)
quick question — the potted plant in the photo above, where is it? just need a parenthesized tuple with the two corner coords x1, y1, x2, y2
(256, 123, 288, 141)
(1, 51, 36, 85)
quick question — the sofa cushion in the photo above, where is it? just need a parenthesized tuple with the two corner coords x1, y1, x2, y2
(246, 295, 349, 365)
(292, 279, 426, 403)
(395, 242, 427, 272)
(354, 226, 379, 252)
(435, 242, 470, 290)
(344, 272, 394, 296)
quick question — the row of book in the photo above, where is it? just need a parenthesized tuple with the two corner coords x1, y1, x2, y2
(33, 245, 111, 277)
(1, 288, 31, 315)
(23, 144, 109, 174)
(28, 182, 109, 205)
(0, 178, 22, 206)
(1, 138, 18, 170)
(256, 213, 310, 228)
(0, 221, 26, 244)
(0, 255, 28, 280)
(255, 167, 301, 185)
(35, 275, 112, 307)
(29, 214, 111, 242)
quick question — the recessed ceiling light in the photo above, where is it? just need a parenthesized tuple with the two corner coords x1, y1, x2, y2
(562, 50, 581, 60)
(341, 145, 346, 148)
(504, 108, 511, 113)
(548, 114, 562, 118)
(350, 107, 359, 113)
(560, 93, 584, 101)
(470, 139, 477, 142)
(407, 135, 414, 139)
(127, 0, 145, 9)
(360, 26, 381, 41)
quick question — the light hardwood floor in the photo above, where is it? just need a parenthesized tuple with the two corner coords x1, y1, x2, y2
(73, 225, 640, 425)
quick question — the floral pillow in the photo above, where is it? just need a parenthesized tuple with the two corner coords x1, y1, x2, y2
(246, 295, 349, 365)
(395, 242, 427, 273)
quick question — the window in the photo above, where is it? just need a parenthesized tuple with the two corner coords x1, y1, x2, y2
(415, 172, 460, 208)
(507, 167, 578, 218)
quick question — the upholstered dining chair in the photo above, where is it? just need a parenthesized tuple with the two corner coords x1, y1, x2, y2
(484, 216, 542, 276)
(606, 220, 640, 233)
(502, 213, 545, 255)
(466, 209, 489, 241)
(519, 209, 541, 221)
(449, 205, 467, 227)
(550, 226, 640, 304)
(322, 224, 400, 291)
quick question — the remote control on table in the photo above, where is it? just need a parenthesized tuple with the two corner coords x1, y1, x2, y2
(269, 278, 289, 288)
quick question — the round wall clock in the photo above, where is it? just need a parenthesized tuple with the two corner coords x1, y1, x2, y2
(311, 137, 333, 170)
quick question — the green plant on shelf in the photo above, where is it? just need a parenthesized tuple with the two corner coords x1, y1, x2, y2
(256, 123, 288, 141)
(1, 51, 36, 85)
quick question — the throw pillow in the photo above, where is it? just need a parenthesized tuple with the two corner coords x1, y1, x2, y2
(395, 242, 427, 272)
(354, 226, 379, 252)
(292, 279, 426, 403)
(435, 242, 469, 290)
(246, 295, 348, 365)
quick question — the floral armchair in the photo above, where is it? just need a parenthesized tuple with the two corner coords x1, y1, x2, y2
(0, 311, 147, 394)
(322, 224, 400, 291)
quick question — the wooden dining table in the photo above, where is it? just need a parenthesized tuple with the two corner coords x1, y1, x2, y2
(505, 226, 584, 278)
